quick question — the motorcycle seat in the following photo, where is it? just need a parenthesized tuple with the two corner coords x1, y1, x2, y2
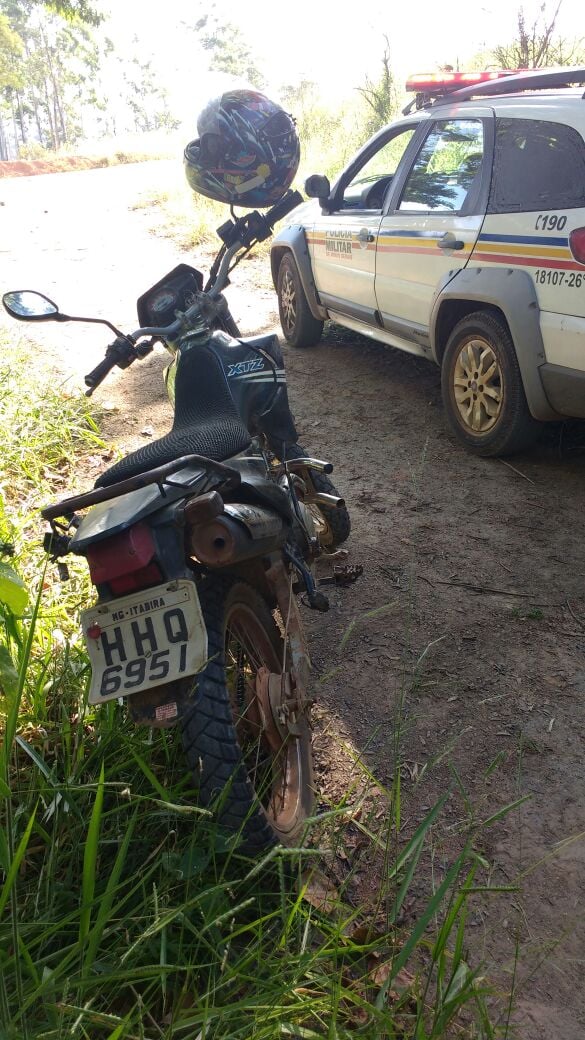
(96, 343, 252, 489)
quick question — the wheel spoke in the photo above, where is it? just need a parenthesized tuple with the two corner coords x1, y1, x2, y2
(472, 399, 483, 430)
(483, 383, 502, 402)
(453, 336, 503, 434)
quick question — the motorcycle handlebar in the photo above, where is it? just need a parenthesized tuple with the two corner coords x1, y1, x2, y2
(82, 192, 304, 388)
(84, 353, 119, 395)
(265, 190, 303, 229)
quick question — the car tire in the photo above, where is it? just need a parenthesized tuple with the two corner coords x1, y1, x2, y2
(441, 310, 541, 457)
(277, 254, 324, 348)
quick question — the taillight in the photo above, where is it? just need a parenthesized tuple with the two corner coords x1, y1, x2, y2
(108, 563, 163, 595)
(87, 523, 162, 592)
(569, 228, 585, 265)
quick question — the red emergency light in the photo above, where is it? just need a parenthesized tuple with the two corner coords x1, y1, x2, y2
(405, 70, 535, 94)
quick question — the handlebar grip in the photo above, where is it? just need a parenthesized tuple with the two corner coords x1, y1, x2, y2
(84, 353, 117, 394)
(266, 189, 303, 229)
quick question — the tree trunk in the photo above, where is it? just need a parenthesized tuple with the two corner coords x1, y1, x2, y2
(32, 94, 44, 147)
(43, 76, 58, 150)
(0, 113, 8, 160)
(17, 91, 27, 145)
(10, 95, 20, 158)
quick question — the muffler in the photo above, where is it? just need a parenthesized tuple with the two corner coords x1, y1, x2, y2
(189, 502, 286, 566)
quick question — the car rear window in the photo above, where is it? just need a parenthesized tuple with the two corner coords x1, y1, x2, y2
(488, 117, 585, 213)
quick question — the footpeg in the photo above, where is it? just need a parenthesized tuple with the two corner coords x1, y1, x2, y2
(318, 564, 364, 587)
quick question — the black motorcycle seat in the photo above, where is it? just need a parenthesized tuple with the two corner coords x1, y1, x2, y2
(96, 342, 252, 489)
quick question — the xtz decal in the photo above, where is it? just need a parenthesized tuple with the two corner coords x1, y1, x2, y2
(325, 229, 353, 259)
(227, 359, 265, 377)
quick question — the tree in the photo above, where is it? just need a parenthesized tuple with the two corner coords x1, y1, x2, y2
(0, 0, 105, 154)
(0, 11, 22, 89)
(32, 0, 102, 25)
(194, 11, 265, 89)
(121, 51, 180, 133)
(356, 35, 398, 137)
(492, 1, 585, 68)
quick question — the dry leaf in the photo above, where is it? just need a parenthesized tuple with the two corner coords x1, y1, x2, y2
(300, 868, 339, 913)
(371, 962, 416, 992)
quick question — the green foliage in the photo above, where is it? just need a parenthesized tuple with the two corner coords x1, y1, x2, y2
(356, 34, 399, 138)
(121, 52, 180, 134)
(35, 0, 102, 25)
(491, 2, 585, 68)
(195, 8, 265, 89)
(0, 561, 28, 616)
(0, 0, 106, 153)
(0, 10, 22, 90)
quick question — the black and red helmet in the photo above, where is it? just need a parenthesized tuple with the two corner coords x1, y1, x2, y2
(184, 90, 299, 208)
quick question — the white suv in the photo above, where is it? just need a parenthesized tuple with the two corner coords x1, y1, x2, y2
(270, 68, 585, 456)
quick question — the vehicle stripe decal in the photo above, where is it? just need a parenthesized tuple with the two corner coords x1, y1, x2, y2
(305, 230, 583, 269)
(479, 232, 568, 247)
(472, 252, 582, 270)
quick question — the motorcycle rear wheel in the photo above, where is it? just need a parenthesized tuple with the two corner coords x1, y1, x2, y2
(180, 576, 314, 852)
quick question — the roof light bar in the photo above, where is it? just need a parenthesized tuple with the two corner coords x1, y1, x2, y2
(405, 70, 533, 95)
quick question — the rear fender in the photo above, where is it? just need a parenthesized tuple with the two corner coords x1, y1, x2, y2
(430, 266, 560, 421)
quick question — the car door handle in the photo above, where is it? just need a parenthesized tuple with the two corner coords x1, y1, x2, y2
(437, 233, 465, 250)
(358, 228, 376, 243)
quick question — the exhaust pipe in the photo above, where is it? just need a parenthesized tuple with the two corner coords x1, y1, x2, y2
(189, 503, 286, 566)
(306, 492, 345, 509)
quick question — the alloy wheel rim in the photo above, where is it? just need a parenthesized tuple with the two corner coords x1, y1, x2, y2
(453, 338, 504, 433)
(280, 270, 296, 333)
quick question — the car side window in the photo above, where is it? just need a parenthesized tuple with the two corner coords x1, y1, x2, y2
(398, 119, 484, 213)
(488, 118, 585, 213)
(341, 128, 415, 211)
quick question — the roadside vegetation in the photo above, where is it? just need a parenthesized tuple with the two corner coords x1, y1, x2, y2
(0, 338, 527, 1038)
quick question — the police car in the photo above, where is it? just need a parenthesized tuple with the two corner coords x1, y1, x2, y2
(270, 68, 585, 456)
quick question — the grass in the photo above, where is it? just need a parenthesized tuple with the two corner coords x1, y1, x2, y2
(131, 185, 228, 251)
(0, 342, 511, 1038)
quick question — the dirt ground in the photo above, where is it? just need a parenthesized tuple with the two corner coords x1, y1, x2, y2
(2, 163, 585, 1039)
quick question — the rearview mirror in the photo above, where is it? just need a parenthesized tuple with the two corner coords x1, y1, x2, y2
(2, 290, 59, 321)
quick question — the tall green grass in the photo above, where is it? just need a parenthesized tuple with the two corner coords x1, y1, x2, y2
(0, 344, 507, 1037)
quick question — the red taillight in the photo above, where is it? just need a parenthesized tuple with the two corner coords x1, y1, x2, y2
(108, 562, 163, 595)
(569, 227, 585, 266)
(87, 523, 161, 591)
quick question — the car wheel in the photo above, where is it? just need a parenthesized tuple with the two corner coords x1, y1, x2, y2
(441, 310, 541, 457)
(277, 254, 324, 348)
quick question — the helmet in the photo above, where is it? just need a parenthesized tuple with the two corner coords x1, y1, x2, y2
(184, 90, 299, 208)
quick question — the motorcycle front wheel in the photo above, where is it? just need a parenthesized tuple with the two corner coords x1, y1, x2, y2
(180, 576, 314, 852)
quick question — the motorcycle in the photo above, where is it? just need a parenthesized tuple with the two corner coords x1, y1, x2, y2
(2, 189, 357, 852)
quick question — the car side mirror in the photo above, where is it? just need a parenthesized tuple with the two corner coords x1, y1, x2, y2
(304, 174, 335, 211)
(304, 174, 331, 199)
(3, 290, 60, 321)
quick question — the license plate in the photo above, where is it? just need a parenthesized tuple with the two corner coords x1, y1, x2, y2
(82, 580, 208, 704)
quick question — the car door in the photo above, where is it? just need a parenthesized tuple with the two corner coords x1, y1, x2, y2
(374, 109, 494, 351)
(309, 123, 422, 328)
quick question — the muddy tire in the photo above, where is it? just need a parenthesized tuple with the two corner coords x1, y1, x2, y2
(441, 311, 541, 457)
(180, 576, 314, 852)
(277, 253, 323, 348)
(284, 443, 351, 548)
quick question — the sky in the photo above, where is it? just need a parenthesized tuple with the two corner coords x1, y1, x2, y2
(98, 0, 585, 125)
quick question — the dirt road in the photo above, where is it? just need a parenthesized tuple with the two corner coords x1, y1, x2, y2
(2, 163, 585, 1039)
